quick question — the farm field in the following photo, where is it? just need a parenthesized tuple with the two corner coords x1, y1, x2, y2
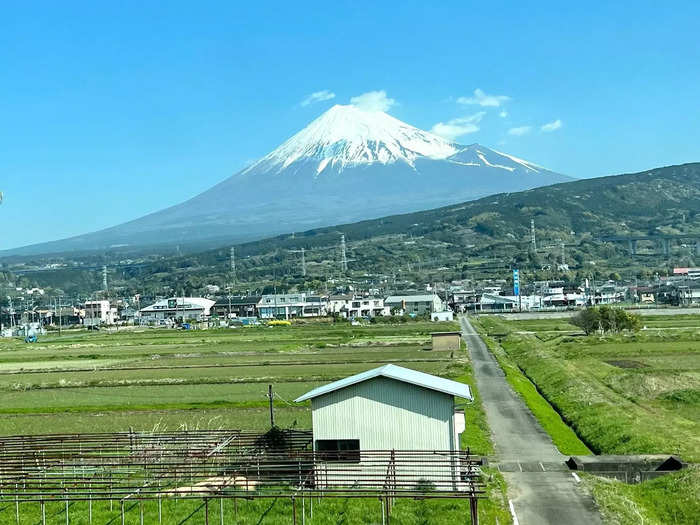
(0, 320, 513, 524)
(471, 313, 700, 524)
(0, 321, 465, 435)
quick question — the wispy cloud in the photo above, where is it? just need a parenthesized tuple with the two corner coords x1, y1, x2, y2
(300, 89, 336, 107)
(350, 90, 396, 112)
(508, 125, 532, 136)
(541, 119, 563, 132)
(458, 88, 511, 107)
(499, 110, 508, 118)
(431, 112, 486, 141)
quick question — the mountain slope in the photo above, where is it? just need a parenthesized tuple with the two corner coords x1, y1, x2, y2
(5, 104, 570, 256)
(7, 163, 699, 295)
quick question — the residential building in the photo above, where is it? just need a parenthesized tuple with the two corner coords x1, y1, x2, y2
(212, 296, 262, 318)
(384, 294, 444, 315)
(139, 297, 215, 323)
(258, 293, 328, 319)
(84, 300, 116, 327)
(329, 295, 389, 318)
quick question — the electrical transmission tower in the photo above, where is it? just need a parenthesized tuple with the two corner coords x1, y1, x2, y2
(530, 218, 536, 250)
(340, 235, 348, 273)
(102, 265, 108, 293)
(289, 248, 307, 277)
(230, 247, 237, 285)
(561, 243, 566, 266)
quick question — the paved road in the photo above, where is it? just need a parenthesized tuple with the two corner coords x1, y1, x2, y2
(460, 316, 602, 525)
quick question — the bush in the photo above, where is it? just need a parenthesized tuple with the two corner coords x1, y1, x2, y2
(571, 306, 641, 335)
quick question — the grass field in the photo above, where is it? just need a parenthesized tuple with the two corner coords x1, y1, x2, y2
(0, 322, 463, 435)
(471, 312, 700, 524)
(0, 320, 513, 524)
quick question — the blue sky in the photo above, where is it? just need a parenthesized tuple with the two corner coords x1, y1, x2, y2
(1, 1, 698, 249)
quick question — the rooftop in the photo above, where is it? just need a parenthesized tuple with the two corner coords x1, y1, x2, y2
(294, 364, 472, 402)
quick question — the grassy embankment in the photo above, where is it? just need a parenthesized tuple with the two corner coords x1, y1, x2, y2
(471, 313, 700, 525)
(0, 320, 512, 524)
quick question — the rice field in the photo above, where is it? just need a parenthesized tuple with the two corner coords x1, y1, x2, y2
(471, 312, 700, 525)
(0, 321, 463, 435)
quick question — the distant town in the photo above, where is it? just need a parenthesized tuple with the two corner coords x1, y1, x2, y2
(3, 266, 699, 337)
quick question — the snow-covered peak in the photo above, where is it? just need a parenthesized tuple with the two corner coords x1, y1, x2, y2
(245, 104, 458, 175)
(448, 144, 543, 173)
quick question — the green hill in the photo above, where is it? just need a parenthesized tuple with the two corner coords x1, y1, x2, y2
(3, 162, 699, 297)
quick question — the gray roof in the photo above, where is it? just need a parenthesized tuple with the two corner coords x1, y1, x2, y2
(294, 364, 472, 402)
(385, 294, 439, 303)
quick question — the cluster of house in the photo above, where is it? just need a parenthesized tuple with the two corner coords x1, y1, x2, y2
(0, 291, 455, 332)
(446, 270, 700, 313)
(448, 281, 627, 313)
(138, 293, 452, 325)
(4, 267, 700, 332)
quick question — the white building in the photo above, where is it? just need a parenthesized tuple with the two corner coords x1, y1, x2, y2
(84, 301, 117, 327)
(258, 294, 327, 319)
(384, 294, 444, 315)
(294, 365, 472, 489)
(139, 297, 215, 323)
(431, 310, 454, 322)
(295, 364, 471, 452)
(328, 295, 389, 318)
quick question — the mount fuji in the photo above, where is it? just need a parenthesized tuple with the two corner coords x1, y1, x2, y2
(9, 104, 571, 255)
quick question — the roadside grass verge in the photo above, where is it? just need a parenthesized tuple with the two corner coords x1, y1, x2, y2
(582, 465, 700, 525)
(474, 313, 700, 525)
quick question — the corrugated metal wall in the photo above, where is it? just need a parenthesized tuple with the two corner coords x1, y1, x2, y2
(311, 376, 455, 451)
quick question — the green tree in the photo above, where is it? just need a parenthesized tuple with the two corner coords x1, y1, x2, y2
(572, 306, 641, 335)
(571, 307, 601, 335)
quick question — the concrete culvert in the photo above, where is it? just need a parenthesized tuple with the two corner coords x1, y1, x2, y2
(566, 455, 686, 483)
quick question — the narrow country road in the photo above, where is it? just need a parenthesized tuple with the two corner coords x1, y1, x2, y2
(460, 316, 602, 525)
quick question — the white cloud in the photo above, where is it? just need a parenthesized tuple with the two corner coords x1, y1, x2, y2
(300, 89, 336, 106)
(541, 119, 563, 132)
(350, 90, 396, 112)
(457, 88, 511, 107)
(430, 112, 486, 141)
(499, 110, 508, 118)
(508, 125, 532, 136)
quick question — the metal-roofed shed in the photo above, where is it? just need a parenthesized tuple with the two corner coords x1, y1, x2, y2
(295, 364, 472, 454)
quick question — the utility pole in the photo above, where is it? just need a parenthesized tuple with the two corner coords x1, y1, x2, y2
(55, 297, 62, 336)
(7, 296, 14, 329)
(268, 384, 275, 428)
(530, 218, 536, 251)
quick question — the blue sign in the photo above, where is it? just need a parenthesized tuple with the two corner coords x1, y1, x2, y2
(513, 269, 520, 296)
